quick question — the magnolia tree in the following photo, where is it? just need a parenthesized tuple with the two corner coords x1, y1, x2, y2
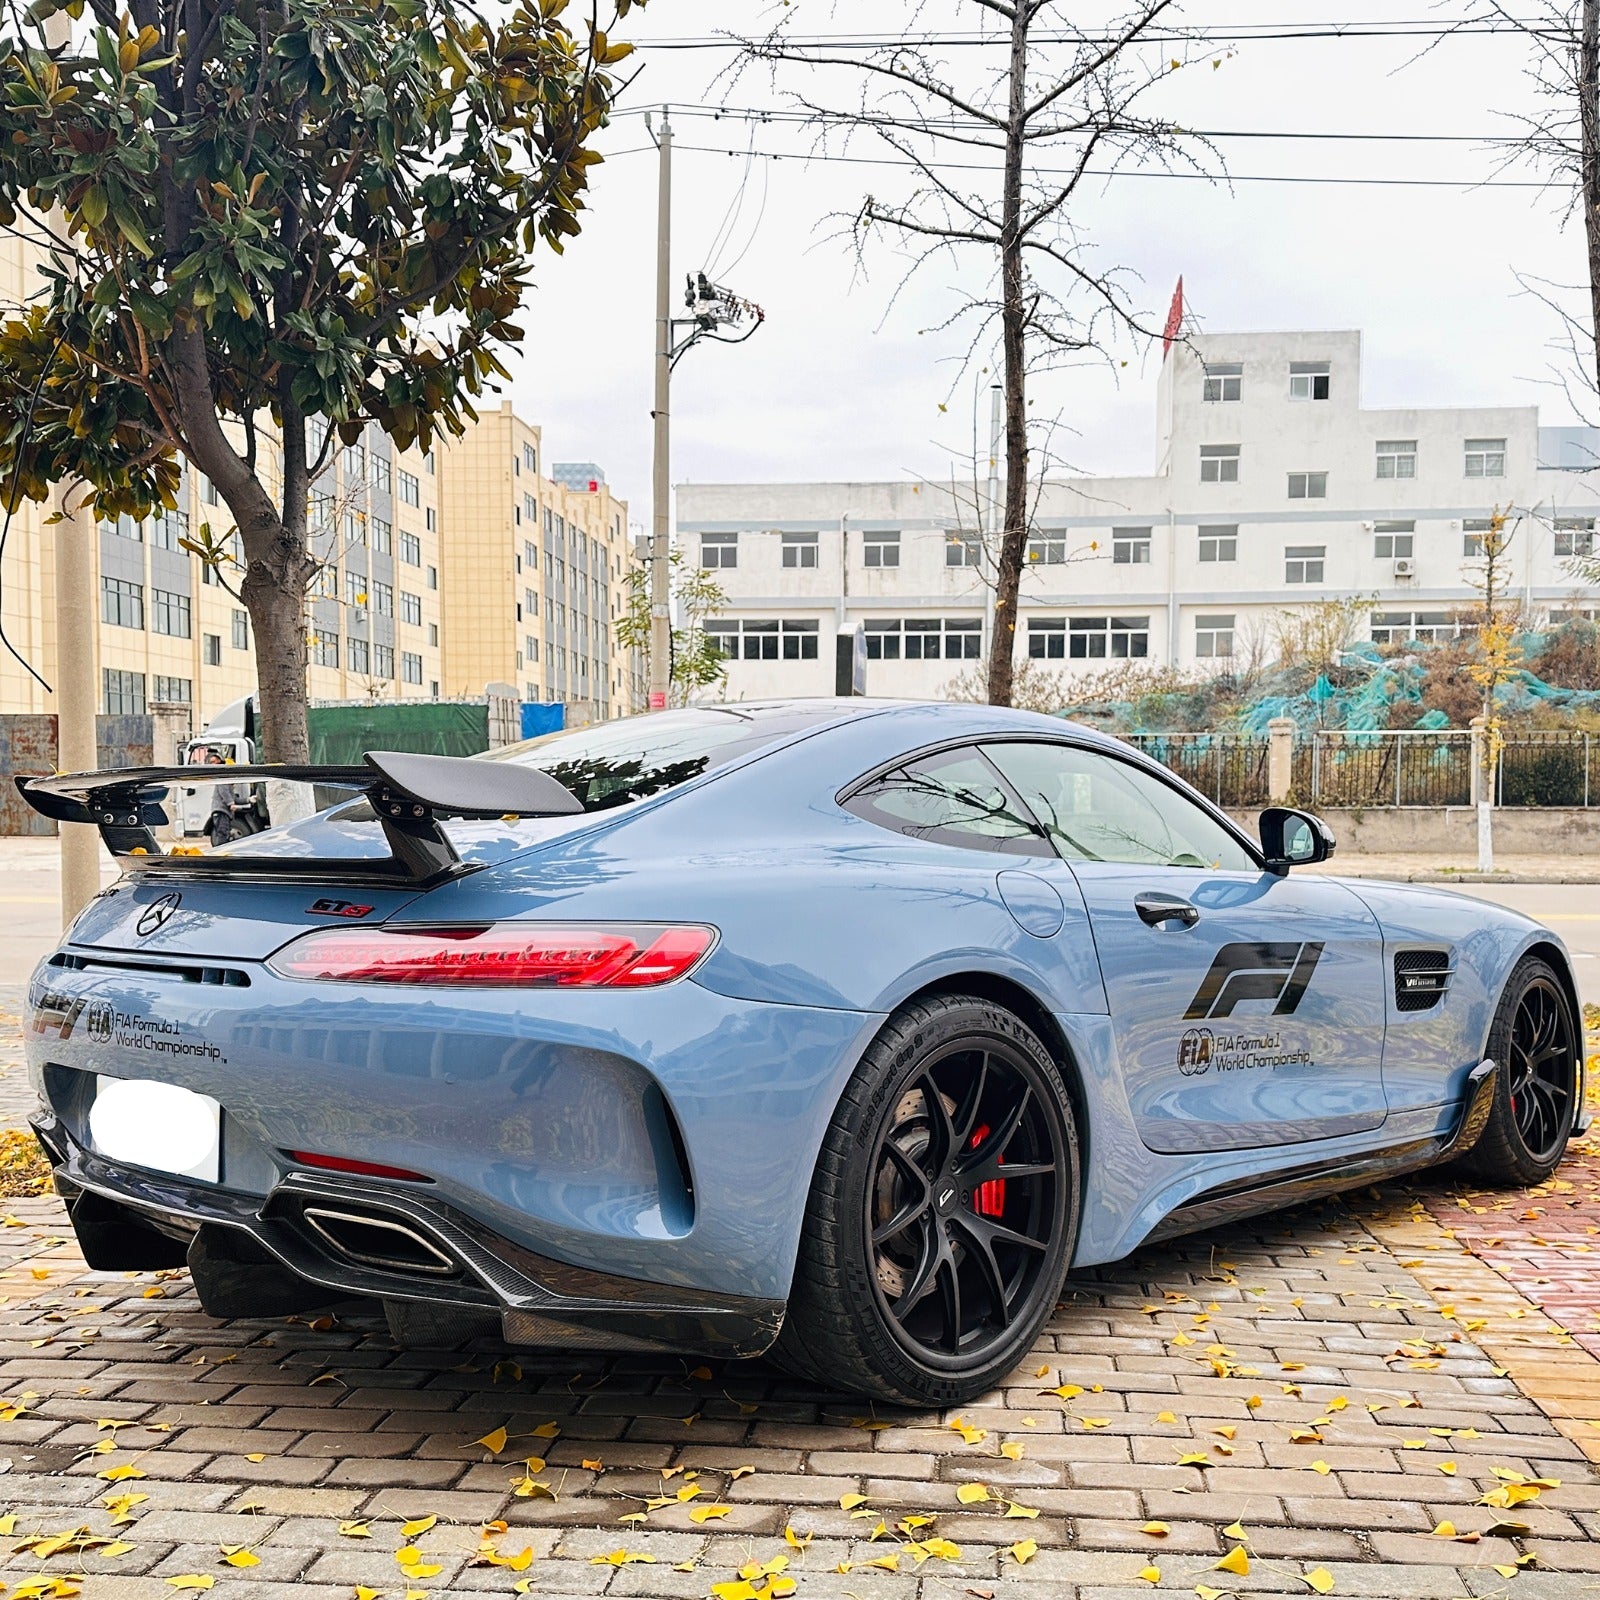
(0, 0, 644, 761)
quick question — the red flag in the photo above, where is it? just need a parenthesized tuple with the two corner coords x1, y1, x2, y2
(1162, 276, 1184, 358)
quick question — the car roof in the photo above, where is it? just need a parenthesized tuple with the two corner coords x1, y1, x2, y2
(689, 696, 1125, 749)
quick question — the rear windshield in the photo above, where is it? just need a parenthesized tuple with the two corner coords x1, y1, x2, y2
(487, 706, 839, 812)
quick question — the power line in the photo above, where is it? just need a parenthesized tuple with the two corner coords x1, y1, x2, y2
(633, 20, 1568, 50)
(635, 140, 1560, 190)
(610, 103, 1524, 144)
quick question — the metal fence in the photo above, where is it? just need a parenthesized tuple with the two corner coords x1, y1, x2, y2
(1126, 729, 1598, 808)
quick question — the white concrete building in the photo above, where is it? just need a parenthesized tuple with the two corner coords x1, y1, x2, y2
(677, 330, 1600, 700)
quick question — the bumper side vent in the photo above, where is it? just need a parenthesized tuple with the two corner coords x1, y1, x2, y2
(50, 951, 250, 987)
(1394, 950, 1451, 1012)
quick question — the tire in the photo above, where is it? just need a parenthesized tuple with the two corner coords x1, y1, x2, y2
(774, 994, 1080, 1406)
(1460, 956, 1579, 1187)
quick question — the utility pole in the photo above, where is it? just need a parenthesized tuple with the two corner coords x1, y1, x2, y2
(43, 6, 100, 925)
(648, 109, 673, 711)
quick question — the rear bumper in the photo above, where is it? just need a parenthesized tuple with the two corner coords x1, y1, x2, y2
(34, 1113, 783, 1356)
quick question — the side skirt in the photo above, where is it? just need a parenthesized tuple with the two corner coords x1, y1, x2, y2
(1145, 1058, 1497, 1246)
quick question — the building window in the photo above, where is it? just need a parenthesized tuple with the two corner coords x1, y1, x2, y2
(1376, 439, 1416, 479)
(1462, 518, 1491, 556)
(1026, 534, 1066, 565)
(402, 651, 422, 684)
(1287, 471, 1328, 500)
(202, 632, 222, 667)
(345, 569, 366, 607)
(428, 623, 438, 647)
(1198, 524, 1237, 562)
(701, 531, 738, 570)
(344, 510, 366, 546)
(152, 675, 192, 704)
(399, 469, 421, 506)
(1200, 444, 1240, 483)
(199, 473, 219, 507)
(231, 608, 249, 649)
(400, 530, 421, 566)
(862, 529, 901, 568)
(426, 506, 437, 533)
(526, 635, 538, 661)
(945, 534, 982, 568)
(311, 565, 337, 599)
(401, 590, 422, 626)
(309, 491, 334, 531)
(1372, 610, 1458, 644)
(426, 565, 437, 591)
(310, 628, 337, 667)
(1112, 527, 1152, 565)
(348, 636, 370, 674)
(1285, 545, 1326, 584)
(1554, 517, 1595, 558)
(151, 589, 192, 638)
(151, 506, 188, 551)
(1374, 520, 1415, 559)
(371, 454, 392, 493)
(102, 668, 146, 715)
(707, 617, 819, 656)
(1288, 361, 1330, 400)
(1057, 615, 1150, 660)
(1202, 362, 1242, 403)
(372, 518, 392, 555)
(371, 580, 394, 617)
(1028, 619, 1067, 659)
(523, 443, 537, 473)
(1465, 437, 1506, 478)
(781, 532, 818, 568)
(524, 493, 538, 524)
(103, 511, 141, 542)
(1195, 614, 1235, 658)
(100, 576, 144, 629)
(862, 617, 981, 660)
(372, 643, 394, 678)
(424, 450, 435, 475)
(342, 442, 365, 479)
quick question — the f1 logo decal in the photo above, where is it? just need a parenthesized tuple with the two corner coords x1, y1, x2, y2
(1184, 942, 1324, 1020)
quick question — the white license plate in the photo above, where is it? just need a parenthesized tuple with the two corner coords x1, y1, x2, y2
(88, 1078, 221, 1183)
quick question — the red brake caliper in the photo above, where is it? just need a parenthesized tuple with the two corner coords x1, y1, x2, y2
(969, 1123, 1006, 1218)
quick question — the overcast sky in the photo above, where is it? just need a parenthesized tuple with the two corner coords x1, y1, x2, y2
(503, 1, 1588, 529)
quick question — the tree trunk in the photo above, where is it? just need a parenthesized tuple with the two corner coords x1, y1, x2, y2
(985, 2, 1031, 707)
(240, 544, 314, 765)
(1582, 0, 1600, 402)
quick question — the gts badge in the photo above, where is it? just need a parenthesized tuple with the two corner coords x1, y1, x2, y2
(1185, 942, 1323, 1020)
(308, 899, 374, 919)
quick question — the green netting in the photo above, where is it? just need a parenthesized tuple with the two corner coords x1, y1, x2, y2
(307, 702, 489, 765)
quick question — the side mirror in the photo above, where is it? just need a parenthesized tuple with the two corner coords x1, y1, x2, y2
(1259, 806, 1335, 876)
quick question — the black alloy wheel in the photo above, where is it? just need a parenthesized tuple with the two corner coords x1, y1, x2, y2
(774, 995, 1080, 1406)
(1504, 974, 1576, 1165)
(867, 1041, 1066, 1369)
(1462, 955, 1579, 1187)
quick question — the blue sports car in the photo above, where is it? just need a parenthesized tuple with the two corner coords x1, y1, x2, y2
(17, 699, 1588, 1404)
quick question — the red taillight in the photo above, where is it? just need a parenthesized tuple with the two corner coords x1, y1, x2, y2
(290, 1151, 431, 1181)
(268, 922, 717, 988)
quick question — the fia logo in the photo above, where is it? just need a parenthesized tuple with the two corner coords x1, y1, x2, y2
(1177, 1027, 1213, 1076)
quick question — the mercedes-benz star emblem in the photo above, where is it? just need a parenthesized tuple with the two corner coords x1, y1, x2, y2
(135, 892, 183, 938)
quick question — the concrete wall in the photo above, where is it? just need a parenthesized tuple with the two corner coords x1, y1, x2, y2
(0, 714, 155, 835)
(1226, 805, 1600, 857)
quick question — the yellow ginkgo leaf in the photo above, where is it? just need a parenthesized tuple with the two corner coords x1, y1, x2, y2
(220, 1548, 260, 1568)
(1156, 1411, 1177, 1424)
(1004, 1502, 1039, 1519)
(165, 1579, 215, 1592)
(688, 1505, 731, 1523)
(1216, 1545, 1251, 1576)
(839, 1493, 868, 1511)
(999, 1441, 1024, 1460)
(590, 1551, 656, 1567)
(400, 1516, 437, 1538)
(1305, 1569, 1335, 1594)
(949, 1418, 986, 1444)
(1138, 1567, 1161, 1586)
(1007, 1539, 1038, 1566)
(1141, 1520, 1170, 1536)
(1309, 1459, 1331, 1474)
(530, 1421, 561, 1438)
(1222, 1519, 1246, 1539)
(100, 1464, 146, 1482)
(710, 1584, 759, 1600)
(582, 1458, 604, 1471)
(956, 1483, 989, 1504)
(338, 1521, 372, 1539)
(475, 1427, 508, 1455)
(354, 1589, 383, 1600)
(245, 1453, 265, 1464)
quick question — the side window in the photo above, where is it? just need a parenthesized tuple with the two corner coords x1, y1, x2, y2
(843, 746, 1049, 857)
(984, 742, 1257, 872)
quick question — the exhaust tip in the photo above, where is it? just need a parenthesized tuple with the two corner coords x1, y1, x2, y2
(301, 1206, 459, 1277)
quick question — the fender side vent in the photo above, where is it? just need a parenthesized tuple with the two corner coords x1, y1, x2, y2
(1394, 950, 1451, 1012)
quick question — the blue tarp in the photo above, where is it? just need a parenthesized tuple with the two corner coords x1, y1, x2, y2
(520, 702, 566, 740)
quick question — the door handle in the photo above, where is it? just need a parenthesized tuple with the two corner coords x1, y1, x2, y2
(1135, 893, 1199, 928)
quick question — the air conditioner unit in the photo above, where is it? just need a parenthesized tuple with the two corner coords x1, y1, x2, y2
(1393, 558, 1417, 579)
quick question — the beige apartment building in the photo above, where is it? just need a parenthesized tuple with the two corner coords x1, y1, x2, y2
(436, 402, 635, 724)
(0, 232, 634, 736)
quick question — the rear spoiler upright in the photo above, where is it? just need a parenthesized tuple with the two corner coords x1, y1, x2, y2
(15, 749, 583, 885)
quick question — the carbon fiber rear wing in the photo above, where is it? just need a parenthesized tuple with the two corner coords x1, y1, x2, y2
(15, 749, 582, 885)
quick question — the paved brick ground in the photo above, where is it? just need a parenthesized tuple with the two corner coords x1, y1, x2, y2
(0, 1024, 1597, 1597)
